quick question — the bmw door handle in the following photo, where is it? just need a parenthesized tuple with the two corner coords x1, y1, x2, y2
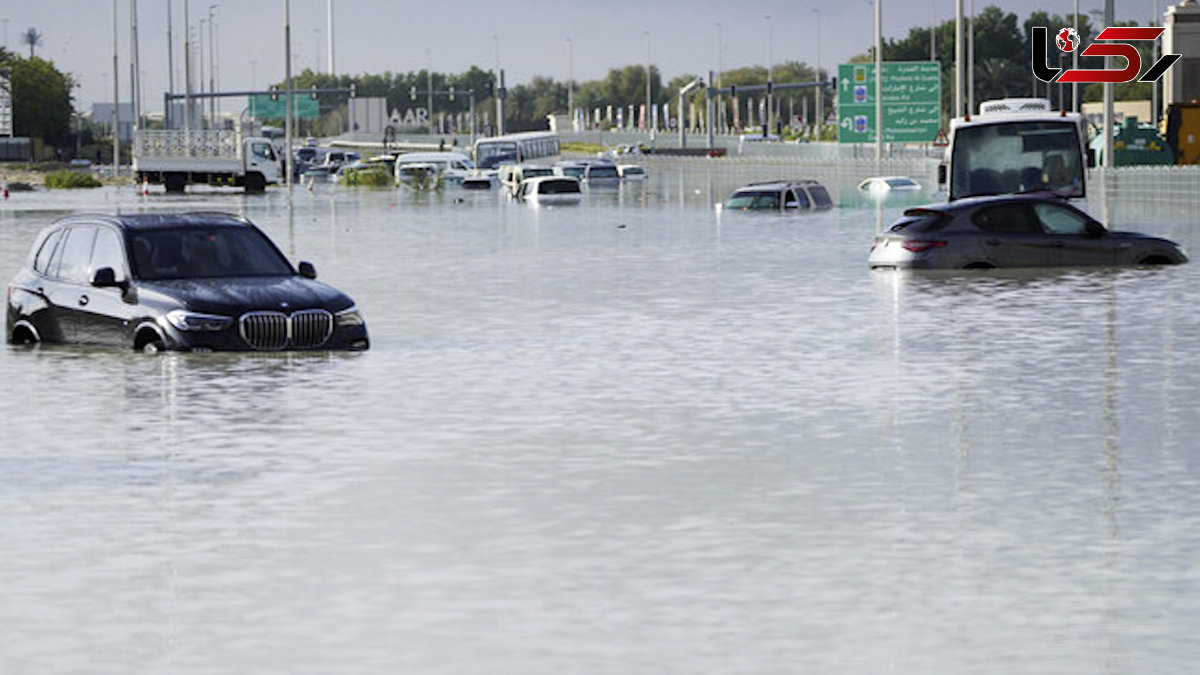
(1048, 241, 1065, 247)
(78, 295, 89, 306)
(985, 239, 1002, 246)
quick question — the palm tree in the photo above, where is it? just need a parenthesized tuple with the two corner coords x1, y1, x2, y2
(23, 28, 43, 59)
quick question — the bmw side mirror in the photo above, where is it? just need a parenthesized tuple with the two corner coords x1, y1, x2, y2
(298, 261, 318, 279)
(91, 266, 126, 289)
(1085, 221, 1107, 238)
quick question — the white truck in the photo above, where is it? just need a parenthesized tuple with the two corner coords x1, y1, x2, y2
(134, 128, 282, 193)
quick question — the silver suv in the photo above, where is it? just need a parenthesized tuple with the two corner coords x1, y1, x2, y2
(724, 180, 833, 212)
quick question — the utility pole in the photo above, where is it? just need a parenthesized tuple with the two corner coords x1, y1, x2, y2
(954, 0, 962, 117)
(285, 0, 293, 192)
(112, 0, 120, 177)
(327, 0, 335, 76)
(167, 0, 174, 100)
(1073, 0, 1080, 112)
(184, 0, 191, 132)
(875, 0, 883, 162)
(644, 30, 651, 137)
(209, 5, 218, 125)
(567, 37, 574, 130)
(968, 0, 974, 115)
(131, 0, 141, 131)
(765, 15, 774, 135)
(813, 8, 822, 139)
(1103, 0, 1113, 169)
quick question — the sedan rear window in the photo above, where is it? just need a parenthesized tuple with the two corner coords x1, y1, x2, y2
(890, 209, 948, 233)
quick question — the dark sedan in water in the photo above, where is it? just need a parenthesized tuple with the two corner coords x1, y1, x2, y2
(7, 212, 369, 352)
(868, 195, 1188, 269)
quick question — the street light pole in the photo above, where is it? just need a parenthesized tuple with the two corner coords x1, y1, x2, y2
(285, 0, 293, 192)
(567, 37, 574, 130)
(131, 0, 141, 131)
(208, 5, 218, 126)
(968, 0, 974, 115)
(714, 22, 723, 132)
(184, 0, 191, 132)
(426, 48, 433, 135)
(765, 14, 774, 136)
(198, 18, 206, 127)
(813, 8, 822, 139)
(875, 0, 883, 162)
(1073, 0, 1079, 111)
(954, 0, 962, 117)
(112, 0, 120, 177)
(644, 30, 651, 137)
(327, 0, 335, 76)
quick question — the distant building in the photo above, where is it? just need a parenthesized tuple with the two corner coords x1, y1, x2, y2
(90, 103, 135, 143)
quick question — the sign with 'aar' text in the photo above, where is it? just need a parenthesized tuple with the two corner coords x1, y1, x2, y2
(837, 61, 940, 144)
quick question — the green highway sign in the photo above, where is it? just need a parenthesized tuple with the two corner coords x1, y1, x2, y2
(249, 94, 319, 120)
(837, 61, 940, 144)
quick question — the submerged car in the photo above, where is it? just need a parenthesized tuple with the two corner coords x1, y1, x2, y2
(618, 164, 647, 180)
(7, 212, 369, 352)
(858, 175, 921, 194)
(723, 180, 833, 212)
(513, 175, 582, 205)
(868, 195, 1188, 269)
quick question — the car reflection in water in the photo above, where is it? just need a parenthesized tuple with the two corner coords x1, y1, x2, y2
(868, 194, 1189, 270)
(7, 212, 369, 352)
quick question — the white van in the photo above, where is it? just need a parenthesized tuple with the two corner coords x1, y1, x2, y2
(393, 152, 475, 185)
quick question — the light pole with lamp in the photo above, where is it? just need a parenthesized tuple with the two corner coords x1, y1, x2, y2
(765, 14, 774, 136)
(198, 19, 206, 127)
(208, 5, 218, 126)
(426, 48, 433, 135)
(713, 22, 723, 133)
(644, 30, 652, 137)
(567, 37, 574, 130)
(813, 8, 822, 139)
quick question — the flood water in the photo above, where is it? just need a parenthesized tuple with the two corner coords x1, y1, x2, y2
(2, 163, 1199, 673)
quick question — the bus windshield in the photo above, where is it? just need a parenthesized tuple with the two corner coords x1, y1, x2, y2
(476, 141, 518, 170)
(950, 121, 1084, 200)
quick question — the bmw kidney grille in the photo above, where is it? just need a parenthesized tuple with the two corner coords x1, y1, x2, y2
(238, 310, 334, 350)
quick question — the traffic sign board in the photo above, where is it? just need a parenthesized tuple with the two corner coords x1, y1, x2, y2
(837, 61, 941, 144)
(249, 94, 319, 120)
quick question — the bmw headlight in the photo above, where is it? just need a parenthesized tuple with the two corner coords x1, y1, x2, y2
(164, 309, 233, 332)
(335, 304, 365, 328)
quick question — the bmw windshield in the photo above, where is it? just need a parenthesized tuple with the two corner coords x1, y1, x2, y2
(129, 226, 295, 280)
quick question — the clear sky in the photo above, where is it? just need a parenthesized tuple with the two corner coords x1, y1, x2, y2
(1, 0, 1164, 114)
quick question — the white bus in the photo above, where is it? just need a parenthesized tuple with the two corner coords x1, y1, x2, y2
(473, 131, 561, 171)
(940, 98, 1090, 202)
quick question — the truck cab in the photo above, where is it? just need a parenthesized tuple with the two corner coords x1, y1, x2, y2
(939, 98, 1090, 201)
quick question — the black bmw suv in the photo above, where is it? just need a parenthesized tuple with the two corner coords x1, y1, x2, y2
(7, 212, 369, 352)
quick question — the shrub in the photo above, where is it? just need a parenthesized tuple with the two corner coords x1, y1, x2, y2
(337, 165, 392, 188)
(44, 170, 102, 189)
